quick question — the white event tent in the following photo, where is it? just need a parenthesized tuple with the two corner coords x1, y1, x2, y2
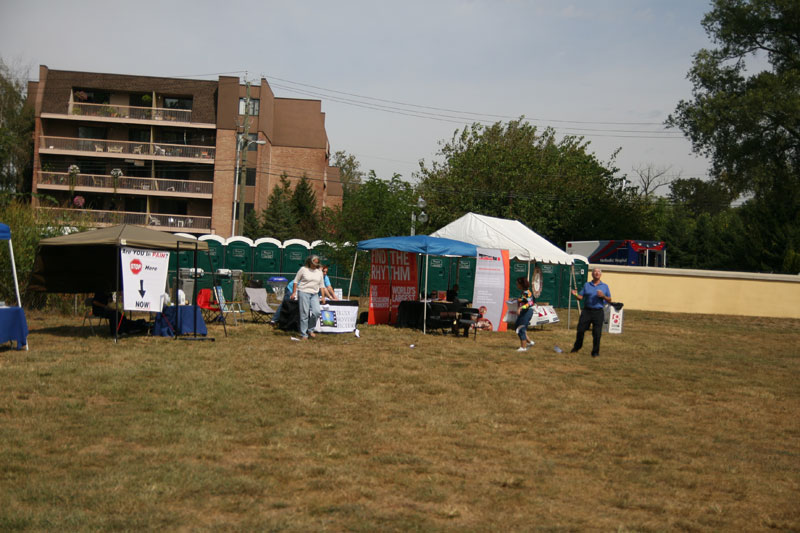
(430, 212, 574, 265)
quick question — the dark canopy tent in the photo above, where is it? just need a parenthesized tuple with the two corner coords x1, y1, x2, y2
(29, 225, 208, 293)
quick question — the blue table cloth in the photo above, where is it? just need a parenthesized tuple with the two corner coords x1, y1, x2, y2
(0, 307, 28, 349)
(153, 305, 207, 337)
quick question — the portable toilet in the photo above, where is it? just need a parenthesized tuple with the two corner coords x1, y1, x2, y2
(281, 239, 311, 278)
(419, 255, 451, 299)
(508, 259, 531, 299)
(169, 233, 202, 300)
(253, 237, 282, 287)
(453, 257, 476, 303)
(197, 235, 226, 294)
(562, 255, 589, 307)
(536, 262, 560, 305)
(222, 236, 253, 300)
(225, 236, 254, 277)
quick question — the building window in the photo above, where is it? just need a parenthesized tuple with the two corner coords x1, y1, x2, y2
(74, 89, 110, 104)
(244, 203, 254, 217)
(163, 97, 193, 110)
(238, 98, 260, 116)
(246, 167, 256, 186)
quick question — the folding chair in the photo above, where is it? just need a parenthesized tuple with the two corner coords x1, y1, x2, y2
(214, 286, 244, 326)
(82, 296, 109, 335)
(197, 288, 221, 323)
(244, 287, 275, 324)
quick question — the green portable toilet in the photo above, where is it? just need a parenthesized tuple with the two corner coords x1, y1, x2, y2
(167, 233, 200, 299)
(536, 262, 560, 305)
(561, 255, 589, 307)
(419, 255, 451, 298)
(253, 237, 282, 287)
(197, 235, 225, 293)
(508, 260, 531, 299)
(222, 236, 253, 300)
(454, 257, 476, 302)
(282, 239, 311, 279)
(225, 236, 254, 276)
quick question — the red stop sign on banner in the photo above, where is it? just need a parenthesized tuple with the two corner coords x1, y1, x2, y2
(130, 258, 142, 275)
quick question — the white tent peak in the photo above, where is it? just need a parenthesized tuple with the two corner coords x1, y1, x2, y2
(430, 212, 574, 265)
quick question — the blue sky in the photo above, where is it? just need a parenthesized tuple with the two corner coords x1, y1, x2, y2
(0, 0, 714, 185)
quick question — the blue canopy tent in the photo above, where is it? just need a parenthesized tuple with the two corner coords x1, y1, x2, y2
(0, 223, 28, 350)
(352, 235, 478, 334)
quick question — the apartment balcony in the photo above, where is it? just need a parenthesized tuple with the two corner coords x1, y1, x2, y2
(39, 207, 211, 233)
(39, 136, 215, 163)
(41, 102, 215, 129)
(37, 171, 213, 198)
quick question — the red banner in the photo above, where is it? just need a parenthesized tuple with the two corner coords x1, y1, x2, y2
(368, 249, 418, 325)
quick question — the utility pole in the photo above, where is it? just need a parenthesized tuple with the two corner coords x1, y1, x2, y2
(236, 79, 252, 236)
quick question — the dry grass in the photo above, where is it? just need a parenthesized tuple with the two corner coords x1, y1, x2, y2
(1, 308, 798, 531)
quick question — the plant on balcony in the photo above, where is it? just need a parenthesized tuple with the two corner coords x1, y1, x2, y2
(74, 90, 88, 102)
(67, 165, 79, 196)
(72, 195, 85, 209)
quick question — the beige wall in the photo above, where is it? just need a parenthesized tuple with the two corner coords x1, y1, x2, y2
(597, 265, 800, 319)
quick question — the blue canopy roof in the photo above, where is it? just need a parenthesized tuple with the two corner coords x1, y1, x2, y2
(357, 235, 477, 257)
(0, 223, 10, 241)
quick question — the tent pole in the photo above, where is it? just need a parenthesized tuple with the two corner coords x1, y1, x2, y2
(174, 242, 181, 340)
(8, 239, 27, 350)
(8, 240, 22, 308)
(347, 251, 357, 300)
(114, 244, 120, 343)
(423, 254, 429, 334)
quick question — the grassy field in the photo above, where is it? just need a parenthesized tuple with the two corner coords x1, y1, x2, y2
(1, 307, 798, 531)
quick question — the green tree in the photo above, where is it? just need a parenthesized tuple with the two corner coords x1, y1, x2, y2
(0, 58, 34, 194)
(331, 150, 364, 191)
(416, 119, 647, 247)
(668, 177, 736, 217)
(261, 175, 298, 241)
(667, 0, 800, 272)
(291, 176, 319, 240)
(242, 209, 261, 240)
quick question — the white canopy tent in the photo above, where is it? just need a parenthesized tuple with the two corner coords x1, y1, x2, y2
(430, 212, 574, 264)
(431, 213, 582, 326)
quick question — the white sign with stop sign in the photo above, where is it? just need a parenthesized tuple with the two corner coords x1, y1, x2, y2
(120, 247, 170, 312)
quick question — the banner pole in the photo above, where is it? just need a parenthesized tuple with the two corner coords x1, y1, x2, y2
(423, 254, 429, 334)
(347, 251, 357, 300)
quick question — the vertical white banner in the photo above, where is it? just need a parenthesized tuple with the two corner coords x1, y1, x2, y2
(471, 248, 509, 331)
(120, 247, 170, 312)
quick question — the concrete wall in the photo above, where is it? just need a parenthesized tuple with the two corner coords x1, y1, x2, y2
(596, 265, 800, 319)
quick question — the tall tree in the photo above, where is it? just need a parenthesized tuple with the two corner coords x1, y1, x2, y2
(291, 176, 319, 240)
(667, 0, 800, 272)
(260, 174, 298, 241)
(416, 119, 647, 247)
(330, 150, 364, 191)
(0, 58, 34, 194)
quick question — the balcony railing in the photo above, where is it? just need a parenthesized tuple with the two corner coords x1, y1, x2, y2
(40, 136, 215, 161)
(70, 102, 192, 123)
(40, 207, 211, 231)
(38, 171, 214, 196)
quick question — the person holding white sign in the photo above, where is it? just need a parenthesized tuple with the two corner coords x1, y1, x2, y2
(291, 255, 325, 340)
(514, 277, 536, 352)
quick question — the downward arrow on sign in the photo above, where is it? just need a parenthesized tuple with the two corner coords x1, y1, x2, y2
(139, 280, 146, 298)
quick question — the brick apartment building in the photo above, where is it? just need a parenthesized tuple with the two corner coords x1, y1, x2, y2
(27, 66, 342, 238)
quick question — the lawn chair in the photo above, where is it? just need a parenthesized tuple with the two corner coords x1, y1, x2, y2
(244, 287, 275, 324)
(214, 286, 244, 326)
(82, 296, 109, 335)
(197, 288, 220, 323)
